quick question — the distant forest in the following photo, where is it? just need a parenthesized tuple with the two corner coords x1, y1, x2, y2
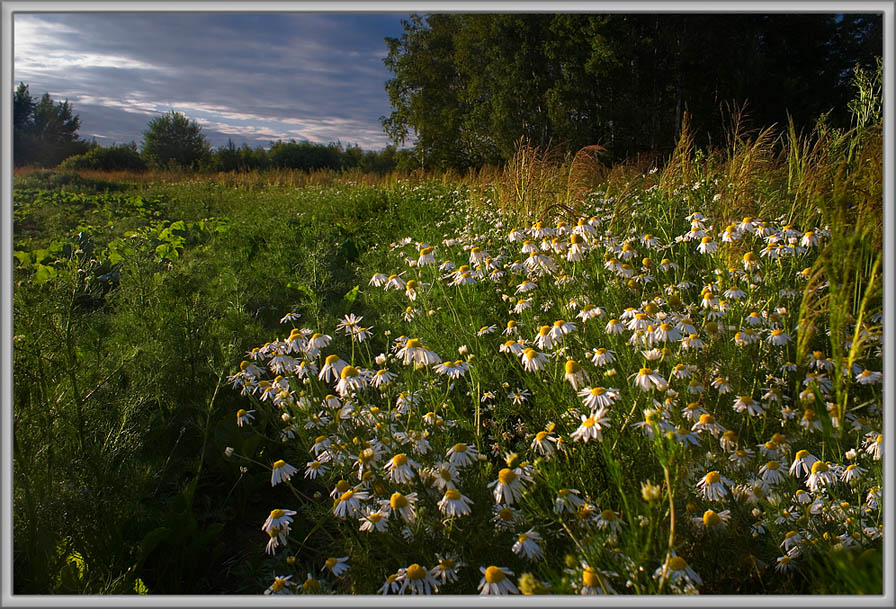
(382, 13, 882, 169)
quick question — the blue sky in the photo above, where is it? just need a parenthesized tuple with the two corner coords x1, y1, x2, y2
(14, 12, 411, 150)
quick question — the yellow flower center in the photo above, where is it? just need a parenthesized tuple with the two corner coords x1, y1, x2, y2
(335, 479, 350, 493)
(699, 413, 715, 425)
(765, 461, 779, 470)
(406, 338, 422, 349)
(703, 510, 721, 526)
(392, 453, 408, 467)
(271, 578, 286, 593)
(583, 567, 600, 588)
(795, 449, 809, 460)
(705, 471, 721, 484)
(340, 365, 359, 379)
(668, 556, 687, 571)
(390, 493, 409, 509)
(524, 348, 538, 360)
(498, 468, 517, 485)
(237, 409, 247, 417)
(591, 387, 606, 396)
(339, 489, 355, 503)
(406, 279, 418, 290)
(565, 360, 582, 374)
(406, 563, 427, 580)
(498, 507, 514, 521)
(484, 566, 505, 584)
(325, 354, 340, 366)
(811, 461, 829, 474)
(445, 489, 461, 501)
(639, 367, 653, 376)
(601, 509, 615, 521)
(272, 460, 286, 470)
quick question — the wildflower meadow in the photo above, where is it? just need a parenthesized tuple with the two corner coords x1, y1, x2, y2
(11, 65, 883, 597)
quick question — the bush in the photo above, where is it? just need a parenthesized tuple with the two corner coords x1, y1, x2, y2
(59, 143, 148, 172)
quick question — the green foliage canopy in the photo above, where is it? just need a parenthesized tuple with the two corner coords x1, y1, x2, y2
(381, 13, 882, 169)
(141, 111, 211, 170)
(13, 83, 91, 167)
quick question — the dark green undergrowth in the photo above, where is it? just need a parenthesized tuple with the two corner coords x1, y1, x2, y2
(12, 175, 463, 593)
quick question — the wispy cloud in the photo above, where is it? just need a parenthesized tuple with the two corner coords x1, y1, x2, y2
(13, 12, 410, 150)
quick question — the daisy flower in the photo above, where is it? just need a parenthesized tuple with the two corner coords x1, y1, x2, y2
(841, 463, 866, 483)
(397, 338, 441, 366)
(768, 328, 791, 346)
(691, 413, 726, 437)
(863, 433, 883, 460)
(236, 408, 256, 427)
(322, 556, 349, 577)
(379, 573, 402, 595)
(335, 365, 366, 397)
(369, 272, 389, 287)
(333, 487, 369, 519)
(431, 556, 463, 584)
(590, 348, 616, 366)
(385, 453, 419, 483)
(733, 395, 765, 417)
(788, 450, 819, 478)
(478, 566, 519, 595)
(531, 429, 558, 456)
(488, 468, 528, 505)
(564, 360, 588, 390)
(370, 368, 397, 389)
(605, 319, 625, 335)
(806, 461, 837, 492)
(384, 274, 407, 290)
(578, 386, 619, 409)
(694, 508, 730, 530)
(264, 575, 294, 595)
(655, 554, 702, 587)
(571, 408, 611, 443)
(520, 348, 549, 373)
(433, 360, 469, 378)
(696, 470, 733, 501)
(512, 529, 544, 560)
(438, 488, 474, 517)
(758, 460, 787, 485)
(855, 369, 882, 385)
(383, 491, 417, 523)
(552, 487, 586, 514)
(595, 508, 624, 534)
(398, 563, 441, 596)
(632, 367, 668, 392)
(358, 508, 389, 533)
(447, 442, 479, 467)
(262, 508, 296, 535)
(577, 303, 604, 322)
(271, 460, 298, 486)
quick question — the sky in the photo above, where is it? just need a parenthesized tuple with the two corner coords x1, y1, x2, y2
(13, 12, 412, 150)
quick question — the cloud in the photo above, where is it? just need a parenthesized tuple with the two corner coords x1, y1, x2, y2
(13, 12, 410, 150)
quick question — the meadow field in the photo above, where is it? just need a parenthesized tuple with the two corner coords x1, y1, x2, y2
(11, 79, 883, 596)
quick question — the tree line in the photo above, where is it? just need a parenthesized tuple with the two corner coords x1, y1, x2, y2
(12, 83, 405, 174)
(381, 13, 882, 170)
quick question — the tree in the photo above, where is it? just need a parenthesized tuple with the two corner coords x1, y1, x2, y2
(13, 82, 89, 167)
(141, 111, 210, 170)
(381, 14, 882, 169)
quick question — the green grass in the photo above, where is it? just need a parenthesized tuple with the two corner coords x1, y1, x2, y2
(12, 64, 882, 596)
